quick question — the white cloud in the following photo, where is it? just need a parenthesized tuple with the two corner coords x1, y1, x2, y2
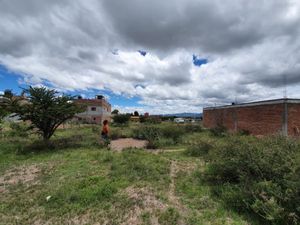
(1, 0, 300, 113)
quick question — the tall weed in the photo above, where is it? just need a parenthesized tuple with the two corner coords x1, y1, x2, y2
(204, 136, 300, 225)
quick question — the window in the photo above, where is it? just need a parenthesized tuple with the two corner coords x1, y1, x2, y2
(91, 107, 96, 111)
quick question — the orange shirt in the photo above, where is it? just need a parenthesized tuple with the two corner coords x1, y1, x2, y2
(102, 124, 109, 134)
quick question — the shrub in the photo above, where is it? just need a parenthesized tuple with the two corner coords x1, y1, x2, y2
(210, 125, 227, 137)
(132, 124, 185, 148)
(113, 114, 130, 125)
(204, 136, 300, 225)
(139, 115, 146, 123)
(183, 124, 203, 133)
(17, 135, 85, 154)
(158, 208, 180, 225)
(144, 117, 162, 124)
(160, 125, 185, 143)
(109, 128, 123, 140)
(238, 129, 250, 136)
(132, 125, 161, 149)
(9, 122, 30, 137)
(185, 141, 213, 157)
(91, 125, 101, 134)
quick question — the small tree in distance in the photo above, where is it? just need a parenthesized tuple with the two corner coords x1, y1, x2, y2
(113, 114, 130, 125)
(112, 109, 119, 115)
(13, 86, 84, 141)
(4, 89, 13, 99)
(134, 111, 139, 116)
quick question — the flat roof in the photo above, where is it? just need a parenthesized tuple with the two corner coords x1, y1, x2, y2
(204, 98, 300, 110)
(74, 98, 111, 106)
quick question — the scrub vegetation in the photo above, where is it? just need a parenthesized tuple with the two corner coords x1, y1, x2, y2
(0, 121, 299, 225)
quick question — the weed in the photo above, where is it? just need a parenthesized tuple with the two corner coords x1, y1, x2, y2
(158, 207, 180, 225)
(185, 141, 213, 158)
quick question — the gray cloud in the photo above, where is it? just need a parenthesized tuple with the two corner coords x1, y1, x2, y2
(102, 0, 298, 53)
(0, 0, 300, 113)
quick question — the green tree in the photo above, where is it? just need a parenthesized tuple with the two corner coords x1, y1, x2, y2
(134, 111, 139, 116)
(0, 97, 10, 120)
(112, 109, 119, 115)
(13, 86, 83, 141)
(4, 89, 13, 99)
(113, 114, 130, 124)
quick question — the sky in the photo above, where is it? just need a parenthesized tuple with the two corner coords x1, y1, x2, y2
(0, 0, 300, 114)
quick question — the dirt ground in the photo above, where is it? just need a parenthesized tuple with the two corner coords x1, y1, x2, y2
(0, 164, 41, 193)
(110, 138, 148, 152)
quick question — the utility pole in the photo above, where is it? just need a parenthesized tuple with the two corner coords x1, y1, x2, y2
(283, 74, 287, 99)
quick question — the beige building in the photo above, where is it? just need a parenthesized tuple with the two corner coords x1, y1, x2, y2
(74, 95, 111, 124)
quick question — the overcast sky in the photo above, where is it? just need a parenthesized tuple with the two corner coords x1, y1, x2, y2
(1, 0, 300, 114)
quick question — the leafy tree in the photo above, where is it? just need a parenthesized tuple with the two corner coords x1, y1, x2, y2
(134, 111, 139, 116)
(112, 109, 119, 115)
(13, 86, 84, 141)
(4, 89, 13, 99)
(0, 97, 10, 121)
(113, 114, 130, 124)
(0, 107, 8, 124)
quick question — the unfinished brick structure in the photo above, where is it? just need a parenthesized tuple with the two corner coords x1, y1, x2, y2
(203, 99, 300, 137)
(74, 95, 111, 124)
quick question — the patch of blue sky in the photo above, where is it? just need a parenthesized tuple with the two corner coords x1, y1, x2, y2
(0, 64, 143, 108)
(138, 50, 147, 56)
(0, 64, 27, 94)
(193, 55, 208, 67)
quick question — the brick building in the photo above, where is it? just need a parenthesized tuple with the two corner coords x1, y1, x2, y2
(74, 95, 111, 124)
(203, 98, 300, 137)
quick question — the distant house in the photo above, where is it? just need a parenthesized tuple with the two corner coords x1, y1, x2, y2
(74, 95, 111, 124)
(130, 116, 140, 122)
(203, 98, 300, 137)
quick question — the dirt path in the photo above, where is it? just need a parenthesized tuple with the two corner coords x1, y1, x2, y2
(110, 138, 148, 152)
(168, 160, 188, 224)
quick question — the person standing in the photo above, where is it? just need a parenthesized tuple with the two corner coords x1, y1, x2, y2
(101, 120, 110, 146)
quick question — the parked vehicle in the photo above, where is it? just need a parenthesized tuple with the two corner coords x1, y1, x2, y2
(174, 118, 185, 123)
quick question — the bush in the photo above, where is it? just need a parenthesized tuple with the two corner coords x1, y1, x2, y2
(113, 114, 130, 125)
(160, 125, 185, 143)
(139, 116, 146, 123)
(158, 208, 180, 225)
(109, 128, 124, 140)
(9, 122, 30, 137)
(144, 117, 162, 124)
(132, 125, 161, 148)
(238, 129, 250, 136)
(204, 136, 300, 225)
(210, 125, 227, 137)
(185, 141, 213, 158)
(183, 124, 203, 133)
(17, 135, 85, 154)
(91, 125, 101, 134)
(132, 124, 185, 148)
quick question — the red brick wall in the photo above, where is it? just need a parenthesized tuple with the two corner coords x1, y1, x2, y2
(203, 104, 285, 136)
(288, 104, 300, 137)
